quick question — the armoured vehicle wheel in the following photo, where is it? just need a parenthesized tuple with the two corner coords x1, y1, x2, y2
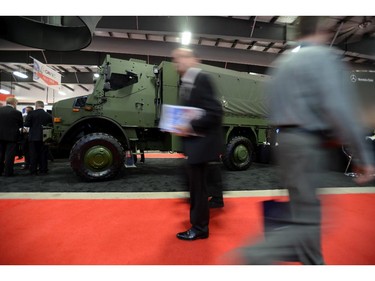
(70, 133, 124, 181)
(222, 136, 254, 171)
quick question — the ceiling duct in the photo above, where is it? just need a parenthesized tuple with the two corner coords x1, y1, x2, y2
(0, 16, 102, 51)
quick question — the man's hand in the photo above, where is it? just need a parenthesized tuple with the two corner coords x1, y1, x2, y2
(172, 124, 194, 137)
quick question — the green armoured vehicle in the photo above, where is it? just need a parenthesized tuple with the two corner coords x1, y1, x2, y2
(51, 55, 271, 181)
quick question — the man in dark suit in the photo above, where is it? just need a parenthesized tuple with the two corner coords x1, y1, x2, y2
(24, 100, 53, 175)
(171, 47, 224, 241)
(20, 106, 34, 170)
(0, 97, 23, 177)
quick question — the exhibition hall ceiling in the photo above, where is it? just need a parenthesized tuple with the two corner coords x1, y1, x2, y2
(0, 16, 374, 103)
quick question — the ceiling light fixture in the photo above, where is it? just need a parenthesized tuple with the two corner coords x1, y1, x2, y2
(13, 70, 28, 79)
(181, 31, 192, 45)
(0, 88, 10, 94)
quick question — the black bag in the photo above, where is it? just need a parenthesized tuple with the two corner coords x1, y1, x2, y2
(257, 144, 271, 164)
(262, 199, 299, 261)
(262, 199, 292, 234)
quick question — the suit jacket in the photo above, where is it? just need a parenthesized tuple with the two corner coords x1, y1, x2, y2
(0, 105, 23, 142)
(24, 108, 53, 141)
(179, 69, 224, 164)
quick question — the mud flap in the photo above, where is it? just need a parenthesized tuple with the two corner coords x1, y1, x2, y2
(124, 150, 137, 168)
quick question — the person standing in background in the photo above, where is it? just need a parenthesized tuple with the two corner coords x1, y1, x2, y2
(0, 97, 23, 177)
(20, 106, 34, 170)
(24, 100, 53, 175)
(232, 16, 375, 265)
(171, 47, 224, 240)
(23, 106, 34, 120)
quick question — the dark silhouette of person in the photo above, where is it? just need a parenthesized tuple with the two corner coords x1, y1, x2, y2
(0, 97, 23, 177)
(24, 100, 53, 175)
(20, 106, 34, 169)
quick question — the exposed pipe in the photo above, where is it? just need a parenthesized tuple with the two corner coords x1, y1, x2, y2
(74, 72, 80, 84)
(330, 21, 344, 47)
(250, 16, 257, 38)
(42, 51, 48, 64)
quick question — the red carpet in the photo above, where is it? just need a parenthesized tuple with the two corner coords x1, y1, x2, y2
(142, 152, 184, 158)
(14, 157, 24, 164)
(14, 153, 183, 164)
(0, 193, 374, 265)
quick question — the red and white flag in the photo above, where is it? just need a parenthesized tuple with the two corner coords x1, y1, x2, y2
(33, 59, 61, 91)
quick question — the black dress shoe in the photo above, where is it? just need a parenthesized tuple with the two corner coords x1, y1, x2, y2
(176, 228, 209, 241)
(209, 198, 224, 208)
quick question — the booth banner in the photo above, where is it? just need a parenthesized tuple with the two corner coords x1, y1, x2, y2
(0, 94, 15, 102)
(33, 59, 61, 90)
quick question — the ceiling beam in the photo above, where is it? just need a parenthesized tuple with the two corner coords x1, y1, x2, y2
(0, 36, 374, 77)
(0, 70, 95, 84)
(0, 48, 107, 66)
(96, 16, 288, 43)
(30, 83, 45, 90)
(0, 38, 278, 68)
(13, 82, 30, 90)
(0, 16, 374, 62)
(63, 84, 74, 92)
(79, 84, 89, 92)
(85, 36, 279, 68)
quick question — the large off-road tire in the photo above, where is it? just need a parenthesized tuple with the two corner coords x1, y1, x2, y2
(70, 133, 124, 181)
(222, 136, 254, 171)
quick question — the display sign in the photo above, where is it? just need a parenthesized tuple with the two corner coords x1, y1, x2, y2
(0, 93, 15, 102)
(158, 104, 205, 136)
(33, 59, 61, 91)
(349, 70, 375, 128)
